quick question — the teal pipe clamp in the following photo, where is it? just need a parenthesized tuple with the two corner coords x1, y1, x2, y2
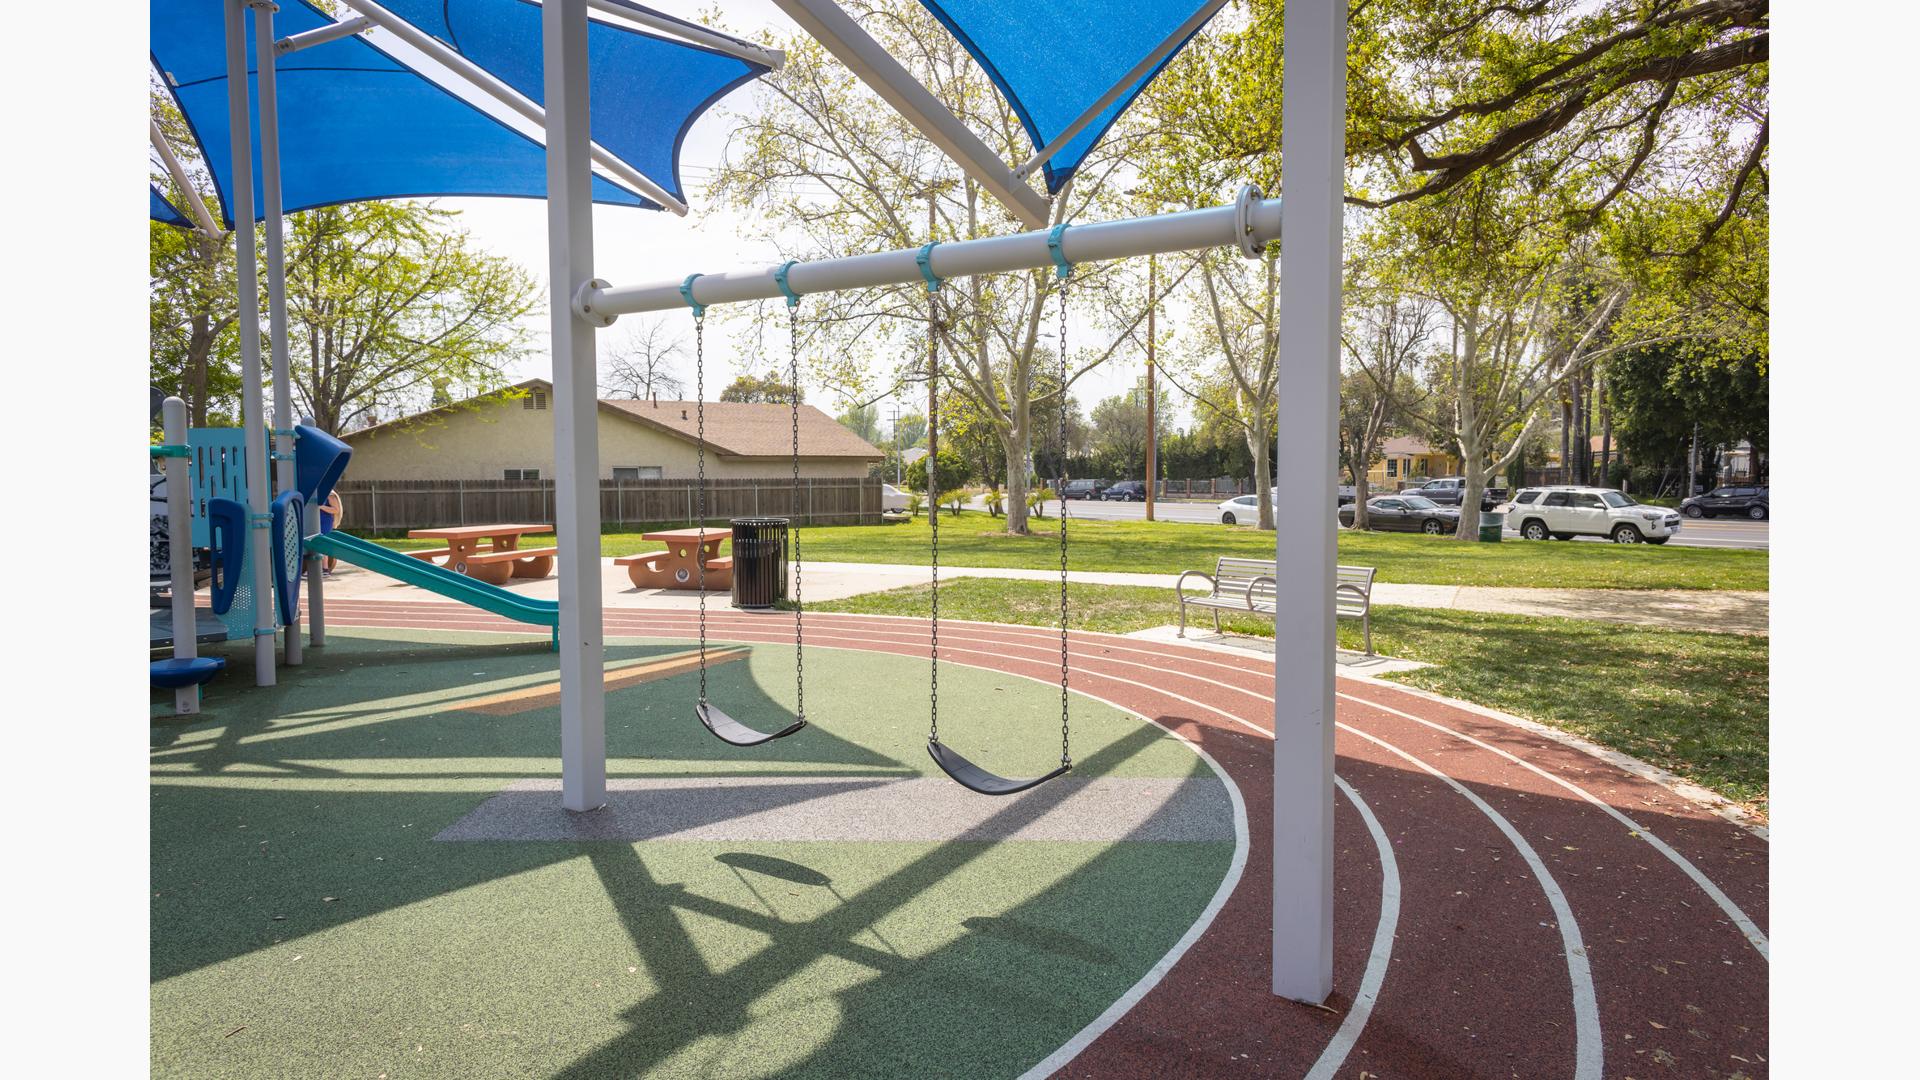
(270, 427, 298, 437)
(679, 273, 706, 317)
(773, 261, 802, 308)
(915, 243, 943, 293)
(270, 451, 296, 461)
(1046, 223, 1073, 279)
(150, 444, 190, 458)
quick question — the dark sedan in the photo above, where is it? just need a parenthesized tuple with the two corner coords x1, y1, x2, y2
(1101, 480, 1148, 501)
(1680, 485, 1768, 520)
(1338, 494, 1461, 535)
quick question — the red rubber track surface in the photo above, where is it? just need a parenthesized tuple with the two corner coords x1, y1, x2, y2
(313, 598, 1770, 1079)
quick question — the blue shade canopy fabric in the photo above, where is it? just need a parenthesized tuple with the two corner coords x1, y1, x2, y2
(916, 0, 1220, 193)
(152, 186, 191, 228)
(374, 1, 767, 206)
(152, 1, 759, 224)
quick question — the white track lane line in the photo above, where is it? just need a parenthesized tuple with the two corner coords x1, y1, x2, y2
(1334, 690, 1769, 959)
(1304, 776, 1401, 1080)
(1340, 724, 1603, 1080)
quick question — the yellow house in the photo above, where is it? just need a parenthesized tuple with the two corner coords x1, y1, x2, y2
(342, 379, 883, 482)
(1366, 436, 1461, 489)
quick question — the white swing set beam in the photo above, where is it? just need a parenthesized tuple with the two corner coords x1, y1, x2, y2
(575, 184, 1277, 322)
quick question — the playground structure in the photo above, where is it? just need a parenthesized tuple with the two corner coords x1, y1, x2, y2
(149, 0, 1344, 1014)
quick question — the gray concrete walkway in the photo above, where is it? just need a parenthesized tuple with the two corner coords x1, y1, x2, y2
(807, 561, 1770, 634)
(317, 556, 1766, 633)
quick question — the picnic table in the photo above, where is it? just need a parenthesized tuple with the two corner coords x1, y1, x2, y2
(615, 526, 734, 591)
(407, 524, 556, 586)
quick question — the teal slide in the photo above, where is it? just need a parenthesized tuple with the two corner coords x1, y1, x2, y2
(305, 531, 559, 646)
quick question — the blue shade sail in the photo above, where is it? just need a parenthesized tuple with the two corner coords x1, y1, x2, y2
(150, 0, 709, 224)
(375, 1, 768, 205)
(916, 0, 1220, 193)
(152, 186, 191, 227)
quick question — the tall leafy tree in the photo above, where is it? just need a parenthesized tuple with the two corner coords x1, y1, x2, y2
(720, 371, 802, 404)
(283, 202, 537, 432)
(705, 0, 1156, 534)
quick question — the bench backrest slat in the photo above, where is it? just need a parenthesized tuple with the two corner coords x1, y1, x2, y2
(1206, 557, 1374, 601)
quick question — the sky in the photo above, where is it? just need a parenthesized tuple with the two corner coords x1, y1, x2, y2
(386, 0, 1180, 440)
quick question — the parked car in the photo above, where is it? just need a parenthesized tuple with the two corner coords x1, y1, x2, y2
(1401, 476, 1508, 511)
(1336, 484, 1356, 505)
(1680, 485, 1768, 520)
(1507, 486, 1682, 544)
(1061, 478, 1110, 500)
(1338, 494, 1461, 535)
(1101, 480, 1148, 501)
(1215, 492, 1275, 525)
(880, 484, 912, 516)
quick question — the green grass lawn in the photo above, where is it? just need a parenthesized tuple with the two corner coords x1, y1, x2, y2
(811, 578, 1769, 813)
(359, 510, 1767, 591)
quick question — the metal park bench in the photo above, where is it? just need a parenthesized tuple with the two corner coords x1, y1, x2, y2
(1176, 557, 1378, 655)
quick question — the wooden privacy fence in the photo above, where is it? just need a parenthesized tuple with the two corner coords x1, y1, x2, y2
(1157, 477, 1253, 497)
(335, 478, 884, 532)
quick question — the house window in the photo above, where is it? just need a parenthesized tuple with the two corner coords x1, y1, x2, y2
(523, 389, 548, 410)
(1386, 459, 1397, 477)
(504, 469, 541, 482)
(612, 466, 663, 482)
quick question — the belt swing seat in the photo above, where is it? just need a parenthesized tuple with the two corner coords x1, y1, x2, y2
(921, 228, 1078, 795)
(683, 271, 810, 748)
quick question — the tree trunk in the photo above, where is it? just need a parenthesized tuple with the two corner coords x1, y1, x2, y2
(1352, 473, 1371, 530)
(1246, 408, 1275, 531)
(1000, 418, 1031, 535)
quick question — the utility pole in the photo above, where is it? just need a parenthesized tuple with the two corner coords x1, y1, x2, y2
(889, 400, 903, 484)
(1145, 252, 1158, 522)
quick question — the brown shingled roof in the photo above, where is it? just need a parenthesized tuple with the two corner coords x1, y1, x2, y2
(600, 398, 883, 459)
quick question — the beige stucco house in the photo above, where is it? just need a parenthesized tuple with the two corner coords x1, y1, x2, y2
(342, 379, 884, 481)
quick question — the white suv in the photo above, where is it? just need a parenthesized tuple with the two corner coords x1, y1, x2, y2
(1506, 486, 1683, 544)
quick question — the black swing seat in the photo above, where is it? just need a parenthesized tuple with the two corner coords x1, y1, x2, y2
(928, 739, 1070, 796)
(697, 702, 807, 747)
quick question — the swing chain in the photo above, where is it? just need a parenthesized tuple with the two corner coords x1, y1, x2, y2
(927, 305, 940, 746)
(1056, 268, 1072, 768)
(789, 303, 805, 722)
(695, 312, 708, 705)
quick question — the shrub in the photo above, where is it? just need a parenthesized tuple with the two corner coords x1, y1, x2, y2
(1028, 487, 1055, 519)
(984, 488, 1006, 517)
(906, 492, 926, 517)
(937, 488, 969, 516)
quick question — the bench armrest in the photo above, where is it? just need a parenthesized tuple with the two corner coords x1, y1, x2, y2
(1335, 582, 1370, 606)
(1175, 570, 1216, 599)
(1243, 575, 1279, 609)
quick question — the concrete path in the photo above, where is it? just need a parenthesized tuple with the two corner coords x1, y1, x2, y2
(807, 561, 1770, 634)
(314, 556, 1766, 633)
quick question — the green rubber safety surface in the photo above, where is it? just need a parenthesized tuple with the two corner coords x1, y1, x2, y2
(152, 628, 1237, 1078)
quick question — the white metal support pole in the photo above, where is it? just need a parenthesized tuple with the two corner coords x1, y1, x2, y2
(225, 0, 277, 687)
(255, 0, 301, 666)
(545, 0, 608, 813)
(163, 397, 201, 715)
(1271, 0, 1344, 1003)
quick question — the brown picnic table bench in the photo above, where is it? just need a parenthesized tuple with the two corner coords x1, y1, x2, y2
(407, 524, 556, 586)
(615, 527, 733, 591)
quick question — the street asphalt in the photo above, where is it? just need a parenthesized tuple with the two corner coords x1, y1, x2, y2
(1043, 497, 1771, 549)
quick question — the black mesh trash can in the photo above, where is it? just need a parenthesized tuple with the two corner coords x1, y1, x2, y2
(729, 517, 789, 610)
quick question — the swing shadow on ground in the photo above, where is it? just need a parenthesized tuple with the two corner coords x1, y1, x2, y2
(150, 633, 917, 981)
(552, 722, 1229, 1080)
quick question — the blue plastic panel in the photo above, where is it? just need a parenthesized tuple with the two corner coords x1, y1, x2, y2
(187, 427, 249, 548)
(915, 0, 1220, 192)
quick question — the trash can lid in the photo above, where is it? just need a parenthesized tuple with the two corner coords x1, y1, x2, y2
(729, 517, 791, 527)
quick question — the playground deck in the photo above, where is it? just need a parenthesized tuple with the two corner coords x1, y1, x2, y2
(153, 604, 1768, 1078)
